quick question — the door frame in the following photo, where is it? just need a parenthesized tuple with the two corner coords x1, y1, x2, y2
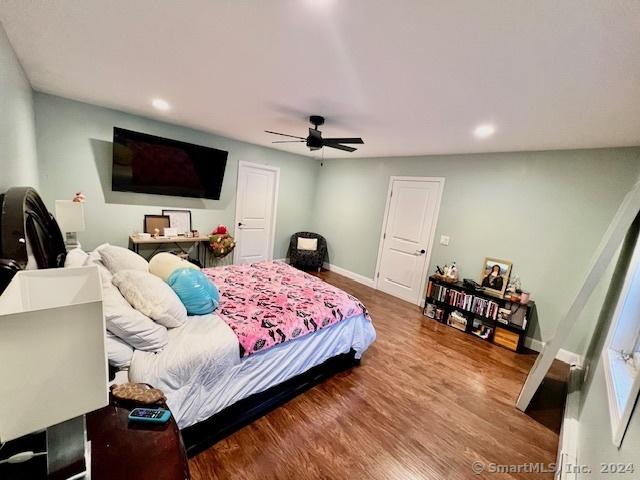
(233, 161, 280, 264)
(373, 176, 445, 305)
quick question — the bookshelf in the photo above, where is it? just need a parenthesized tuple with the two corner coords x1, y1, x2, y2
(423, 275, 534, 352)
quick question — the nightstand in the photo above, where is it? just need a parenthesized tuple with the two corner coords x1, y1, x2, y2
(1, 395, 190, 480)
(87, 395, 190, 480)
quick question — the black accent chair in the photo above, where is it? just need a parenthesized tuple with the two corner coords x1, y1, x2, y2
(288, 232, 327, 272)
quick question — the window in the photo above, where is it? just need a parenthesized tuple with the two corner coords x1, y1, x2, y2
(603, 233, 640, 447)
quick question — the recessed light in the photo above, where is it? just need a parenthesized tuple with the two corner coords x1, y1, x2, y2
(152, 98, 170, 111)
(473, 124, 495, 139)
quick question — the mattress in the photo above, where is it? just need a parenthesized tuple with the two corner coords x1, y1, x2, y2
(129, 311, 375, 429)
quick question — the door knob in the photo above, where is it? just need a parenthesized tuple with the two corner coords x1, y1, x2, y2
(238, 222, 243, 227)
(415, 249, 426, 255)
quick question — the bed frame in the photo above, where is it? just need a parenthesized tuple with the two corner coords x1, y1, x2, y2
(0, 186, 362, 456)
(182, 350, 359, 456)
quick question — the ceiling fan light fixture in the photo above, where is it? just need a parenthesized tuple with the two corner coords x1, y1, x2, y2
(266, 114, 364, 153)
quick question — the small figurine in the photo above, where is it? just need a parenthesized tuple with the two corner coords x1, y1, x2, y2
(448, 262, 459, 281)
(507, 274, 522, 294)
(214, 224, 228, 235)
(72, 192, 86, 203)
(153, 228, 160, 238)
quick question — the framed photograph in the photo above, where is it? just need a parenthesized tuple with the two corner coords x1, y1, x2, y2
(480, 257, 512, 298)
(144, 215, 170, 235)
(162, 209, 192, 235)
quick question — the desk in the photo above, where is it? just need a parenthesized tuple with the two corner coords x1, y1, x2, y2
(129, 235, 210, 266)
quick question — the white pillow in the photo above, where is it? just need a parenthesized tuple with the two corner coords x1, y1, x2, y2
(149, 252, 199, 282)
(102, 279, 169, 351)
(113, 270, 187, 328)
(297, 237, 318, 251)
(64, 248, 89, 268)
(99, 244, 149, 274)
(88, 258, 168, 351)
(105, 331, 134, 368)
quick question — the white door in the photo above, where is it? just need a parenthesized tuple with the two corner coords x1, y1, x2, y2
(375, 177, 444, 304)
(233, 162, 280, 264)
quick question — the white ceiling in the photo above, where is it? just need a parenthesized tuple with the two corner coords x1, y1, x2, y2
(2, 0, 640, 158)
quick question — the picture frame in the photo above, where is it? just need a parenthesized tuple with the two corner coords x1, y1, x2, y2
(144, 215, 170, 235)
(162, 209, 192, 235)
(479, 257, 512, 298)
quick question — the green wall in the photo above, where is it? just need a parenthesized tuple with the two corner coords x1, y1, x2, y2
(27, 85, 640, 354)
(570, 216, 640, 478)
(0, 22, 38, 191)
(577, 360, 640, 478)
(33, 93, 318, 258)
(311, 149, 640, 350)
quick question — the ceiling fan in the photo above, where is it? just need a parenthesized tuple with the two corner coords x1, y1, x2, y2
(265, 115, 364, 153)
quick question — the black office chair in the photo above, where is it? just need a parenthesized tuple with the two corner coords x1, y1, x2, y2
(288, 232, 328, 272)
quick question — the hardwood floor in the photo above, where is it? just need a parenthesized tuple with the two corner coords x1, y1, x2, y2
(189, 271, 568, 480)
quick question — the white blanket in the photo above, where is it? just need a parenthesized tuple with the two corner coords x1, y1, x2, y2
(130, 313, 375, 428)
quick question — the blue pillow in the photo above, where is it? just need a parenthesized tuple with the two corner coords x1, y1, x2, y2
(167, 268, 220, 315)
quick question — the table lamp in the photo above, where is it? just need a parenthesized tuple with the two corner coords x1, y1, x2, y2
(0, 265, 108, 479)
(55, 200, 86, 250)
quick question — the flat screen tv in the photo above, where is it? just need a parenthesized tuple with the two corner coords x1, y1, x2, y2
(112, 127, 228, 200)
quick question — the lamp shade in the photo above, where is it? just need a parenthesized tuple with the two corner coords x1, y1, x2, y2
(0, 266, 108, 442)
(55, 200, 86, 233)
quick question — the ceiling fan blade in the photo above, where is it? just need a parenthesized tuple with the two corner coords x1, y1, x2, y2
(323, 138, 364, 144)
(308, 128, 322, 138)
(272, 140, 305, 143)
(265, 130, 305, 140)
(326, 143, 357, 153)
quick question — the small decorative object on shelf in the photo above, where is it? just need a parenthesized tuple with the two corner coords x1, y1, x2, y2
(209, 225, 235, 258)
(72, 191, 86, 203)
(506, 274, 522, 294)
(423, 274, 534, 352)
(433, 262, 459, 283)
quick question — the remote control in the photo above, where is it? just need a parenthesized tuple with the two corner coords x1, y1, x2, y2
(128, 407, 172, 425)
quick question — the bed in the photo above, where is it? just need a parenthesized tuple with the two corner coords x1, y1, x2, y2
(0, 187, 376, 456)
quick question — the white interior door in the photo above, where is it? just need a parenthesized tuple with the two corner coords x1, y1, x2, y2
(233, 162, 279, 264)
(375, 177, 444, 304)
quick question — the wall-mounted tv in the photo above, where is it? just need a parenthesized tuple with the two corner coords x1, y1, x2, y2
(112, 127, 228, 200)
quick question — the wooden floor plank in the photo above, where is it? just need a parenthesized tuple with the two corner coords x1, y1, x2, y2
(189, 270, 567, 480)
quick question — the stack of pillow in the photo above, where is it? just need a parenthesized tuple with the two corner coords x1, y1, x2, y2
(64, 245, 220, 369)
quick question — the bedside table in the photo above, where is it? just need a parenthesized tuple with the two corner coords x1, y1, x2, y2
(0, 396, 190, 480)
(87, 395, 190, 480)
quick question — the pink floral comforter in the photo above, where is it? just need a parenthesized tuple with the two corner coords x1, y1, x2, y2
(203, 261, 371, 357)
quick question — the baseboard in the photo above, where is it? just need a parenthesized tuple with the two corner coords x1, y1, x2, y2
(322, 262, 376, 289)
(524, 337, 584, 368)
(524, 337, 545, 352)
(556, 365, 582, 480)
(277, 258, 376, 289)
